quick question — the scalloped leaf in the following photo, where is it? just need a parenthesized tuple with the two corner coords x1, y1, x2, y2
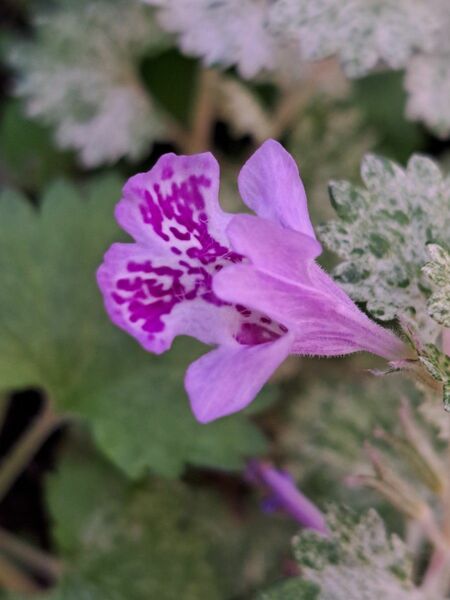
(44, 445, 221, 599)
(0, 178, 269, 478)
(149, 0, 441, 81)
(261, 508, 437, 599)
(418, 344, 450, 411)
(269, 0, 438, 78)
(405, 53, 450, 139)
(319, 153, 450, 343)
(146, 0, 281, 79)
(404, 2, 450, 138)
(423, 244, 450, 327)
(9, 0, 168, 167)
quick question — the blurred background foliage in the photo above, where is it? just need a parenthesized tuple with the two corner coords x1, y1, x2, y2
(0, 0, 449, 598)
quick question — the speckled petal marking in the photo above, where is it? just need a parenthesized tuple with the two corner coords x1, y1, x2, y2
(98, 152, 288, 353)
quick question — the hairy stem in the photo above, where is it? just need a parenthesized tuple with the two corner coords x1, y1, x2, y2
(0, 397, 62, 504)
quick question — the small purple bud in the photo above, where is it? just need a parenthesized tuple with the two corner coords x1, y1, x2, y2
(246, 460, 329, 536)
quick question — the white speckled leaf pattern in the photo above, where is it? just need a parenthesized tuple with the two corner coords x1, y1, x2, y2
(9, 0, 168, 166)
(406, 53, 450, 139)
(423, 245, 450, 328)
(262, 508, 437, 599)
(319, 154, 450, 343)
(269, 0, 438, 77)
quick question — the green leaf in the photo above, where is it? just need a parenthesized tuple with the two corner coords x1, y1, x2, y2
(0, 178, 268, 477)
(423, 244, 450, 327)
(319, 153, 450, 343)
(353, 71, 425, 163)
(41, 438, 297, 600)
(45, 445, 222, 600)
(417, 343, 450, 411)
(140, 48, 199, 127)
(9, 0, 169, 167)
(0, 101, 74, 192)
(418, 343, 450, 381)
(260, 579, 320, 600)
(261, 508, 436, 600)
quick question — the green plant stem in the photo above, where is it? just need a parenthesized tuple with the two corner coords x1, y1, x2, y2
(0, 552, 39, 594)
(0, 527, 62, 580)
(0, 398, 62, 504)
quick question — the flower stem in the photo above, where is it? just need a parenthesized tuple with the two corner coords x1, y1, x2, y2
(0, 527, 62, 581)
(0, 394, 9, 438)
(442, 327, 450, 357)
(0, 397, 62, 504)
(270, 85, 311, 139)
(269, 59, 348, 139)
(0, 552, 39, 593)
(185, 68, 218, 153)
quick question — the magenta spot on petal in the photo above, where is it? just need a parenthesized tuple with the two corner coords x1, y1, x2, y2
(113, 166, 291, 347)
(112, 292, 126, 305)
(117, 277, 144, 292)
(128, 260, 152, 273)
(162, 166, 173, 180)
(236, 304, 247, 314)
(170, 226, 191, 241)
(236, 323, 281, 345)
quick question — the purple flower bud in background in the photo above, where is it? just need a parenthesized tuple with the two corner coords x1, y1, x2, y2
(246, 460, 329, 535)
(97, 139, 408, 423)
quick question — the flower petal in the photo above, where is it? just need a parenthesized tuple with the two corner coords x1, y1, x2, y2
(227, 214, 322, 282)
(185, 333, 293, 423)
(116, 151, 231, 247)
(97, 243, 243, 354)
(238, 139, 315, 237)
(226, 214, 355, 308)
(97, 152, 249, 353)
(214, 265, 406, 359)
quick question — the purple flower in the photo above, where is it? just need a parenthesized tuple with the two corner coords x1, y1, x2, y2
(246, 460, 329, 534)
(97, 140, 407, 423)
